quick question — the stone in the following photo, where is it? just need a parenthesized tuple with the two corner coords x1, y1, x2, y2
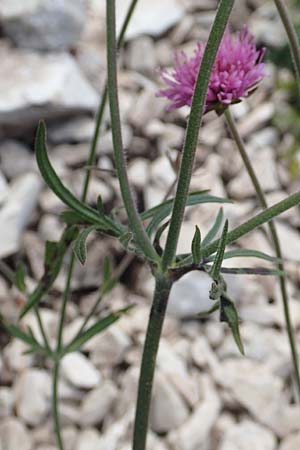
(168, 375, 221, 450)
(0, 0, 86, 51)
(75, 428, 102, 450)
(219, 420, 276, 450)
(114, 0, 184, 39)
(0, 418, 32, 450)
(4, 339, 33, 371)
(0, 44, 98, 137)
(279, 432, 300, 450)
(126, 37, 157, 73)
(0, 173, 42, 257)
(0, 388, 14, 418)
(79, 381, 118, 426)
(61, 352, 101, 389)
(14, 369, 51, 426)
(48, 117, 95, 144)
(88, 326, 131, 367)
(0, 141, 36, 179)
(150, 372, 189, 433)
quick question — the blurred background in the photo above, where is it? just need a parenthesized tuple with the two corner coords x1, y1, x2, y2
(0, 0, 300, 449)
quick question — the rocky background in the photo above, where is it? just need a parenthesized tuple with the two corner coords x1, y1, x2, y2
(1, 0, 300, 449)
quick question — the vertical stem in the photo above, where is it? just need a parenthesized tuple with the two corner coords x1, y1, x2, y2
(273, 0, 300, 103)
(51, 3, 141, 448)
(133, 276, 172, 450)
(53, 361, 64, 450)
(161, 0, 235, 271)
(106, 0, 158, 263)
(225, 107, 300, 400)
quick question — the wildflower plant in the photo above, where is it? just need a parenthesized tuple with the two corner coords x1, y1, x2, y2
(1, 1, 300, 450)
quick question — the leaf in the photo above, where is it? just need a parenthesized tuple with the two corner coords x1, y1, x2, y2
(220, 295, 244, 355)
(206, 248, 281, 263)
(219, 267, 286, 276)
(63, 305, 134, 354)
(153, 221, 170, 255)
(1, 318, 49, 355)
(202, 208, 224, 247)
(44, 241, 59, 269)
(210, 220, 228, 281)
(97, 195, 105, 216)
(60, 210, 88, 225)
(15, 264, 26, 293)
(73, 226, 97, 265)
(191, 226, 202, 265)
(140, 191, 232, 237)
(102, 257, 117, 294)
(120, 231, 133, 249)
(197, 301, 220, 318)
(35, 122, 121, 236)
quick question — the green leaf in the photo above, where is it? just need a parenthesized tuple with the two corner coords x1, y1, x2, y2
(120, 231, 133, 249)
(15, 264, 26, 293)
(102, 257, 117, 294)
(202, 208, 224, 247)
(197, 301, 220, 318)
(60, 210, 88, 226)
(153, 221, 170, 255)
(35, 122, 121, 236)
(103, 257, 111, 284)
(1, 318, 49, 355)
(210, 220, 228, 281)
(206, 248, 281, 263)
(140, 191, 232, 237)
(219, 266, 286, 276)
(63, 305, 133, 354)
(97, 195, 105, 216)
(44, 241, 59, 268)
(73, 226, 97, 265)
(220, 295, 244, 355)
(191, 226, 202, 265)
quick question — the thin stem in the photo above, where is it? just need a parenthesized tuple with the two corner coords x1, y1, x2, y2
(273, 0, 300, 103)
(161, 0, 235, 271)
(106, 0, 159, 263)
(201, 190, 300, 258)
(133, 275, 172, 450)
(225, 107, 300, 400)
(34, 307, 51, 352)
(52, 3, 141, 447)
(53, 361, 64, 450)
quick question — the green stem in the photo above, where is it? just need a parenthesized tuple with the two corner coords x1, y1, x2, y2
(133, 275, 172, 450)
(34, 307, 51, 352)
(53, 361, 64, 450)
(161, 0, 235, 271)
(52, 3, 141, 448)
(106, 0, 159, 263)
(225, 107, 300, 400)
(273, 0, 300, 103)
(202, 190, 300, 258)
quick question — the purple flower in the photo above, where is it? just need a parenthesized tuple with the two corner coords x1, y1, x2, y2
(157, 27, 266, 113)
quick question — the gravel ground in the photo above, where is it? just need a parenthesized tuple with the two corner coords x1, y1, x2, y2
(1, 0, 300, 449)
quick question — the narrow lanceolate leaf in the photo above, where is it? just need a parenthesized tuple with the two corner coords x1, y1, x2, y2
(141, 191, 231, 237)
(15, 264, 27, 293)
(1, 318, 49, 355)
(35, 122, 121, 236)
(219, 266, 286, 276)
(60, 210, 89, 226)
(220, 295, 244, 355)
(19, 227, 78, 319)
(210, 220, 228, 281)
(63, 305, 134, 354)
(206, 248, 281, 263)
(192, 226, 202, 265)
(197, 301, 220, 318)
(202, 208, 224, 247)
(154, 221, 170, 255)
(97, 195, 105, 216)
(73, 226, 97, 265)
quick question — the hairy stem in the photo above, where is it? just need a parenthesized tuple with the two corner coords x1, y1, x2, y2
(161, 0, 235, 271)
(53, 361, 64, 450)
(133, 275, 172, 450)
(52, 3, 141, 449)
(106, 0, 159, 263)
(225, 107, 300, 400)
(273, 0, 300, 103)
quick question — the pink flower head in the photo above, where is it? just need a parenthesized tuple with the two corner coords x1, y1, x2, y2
(157, 27, 266, 113)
